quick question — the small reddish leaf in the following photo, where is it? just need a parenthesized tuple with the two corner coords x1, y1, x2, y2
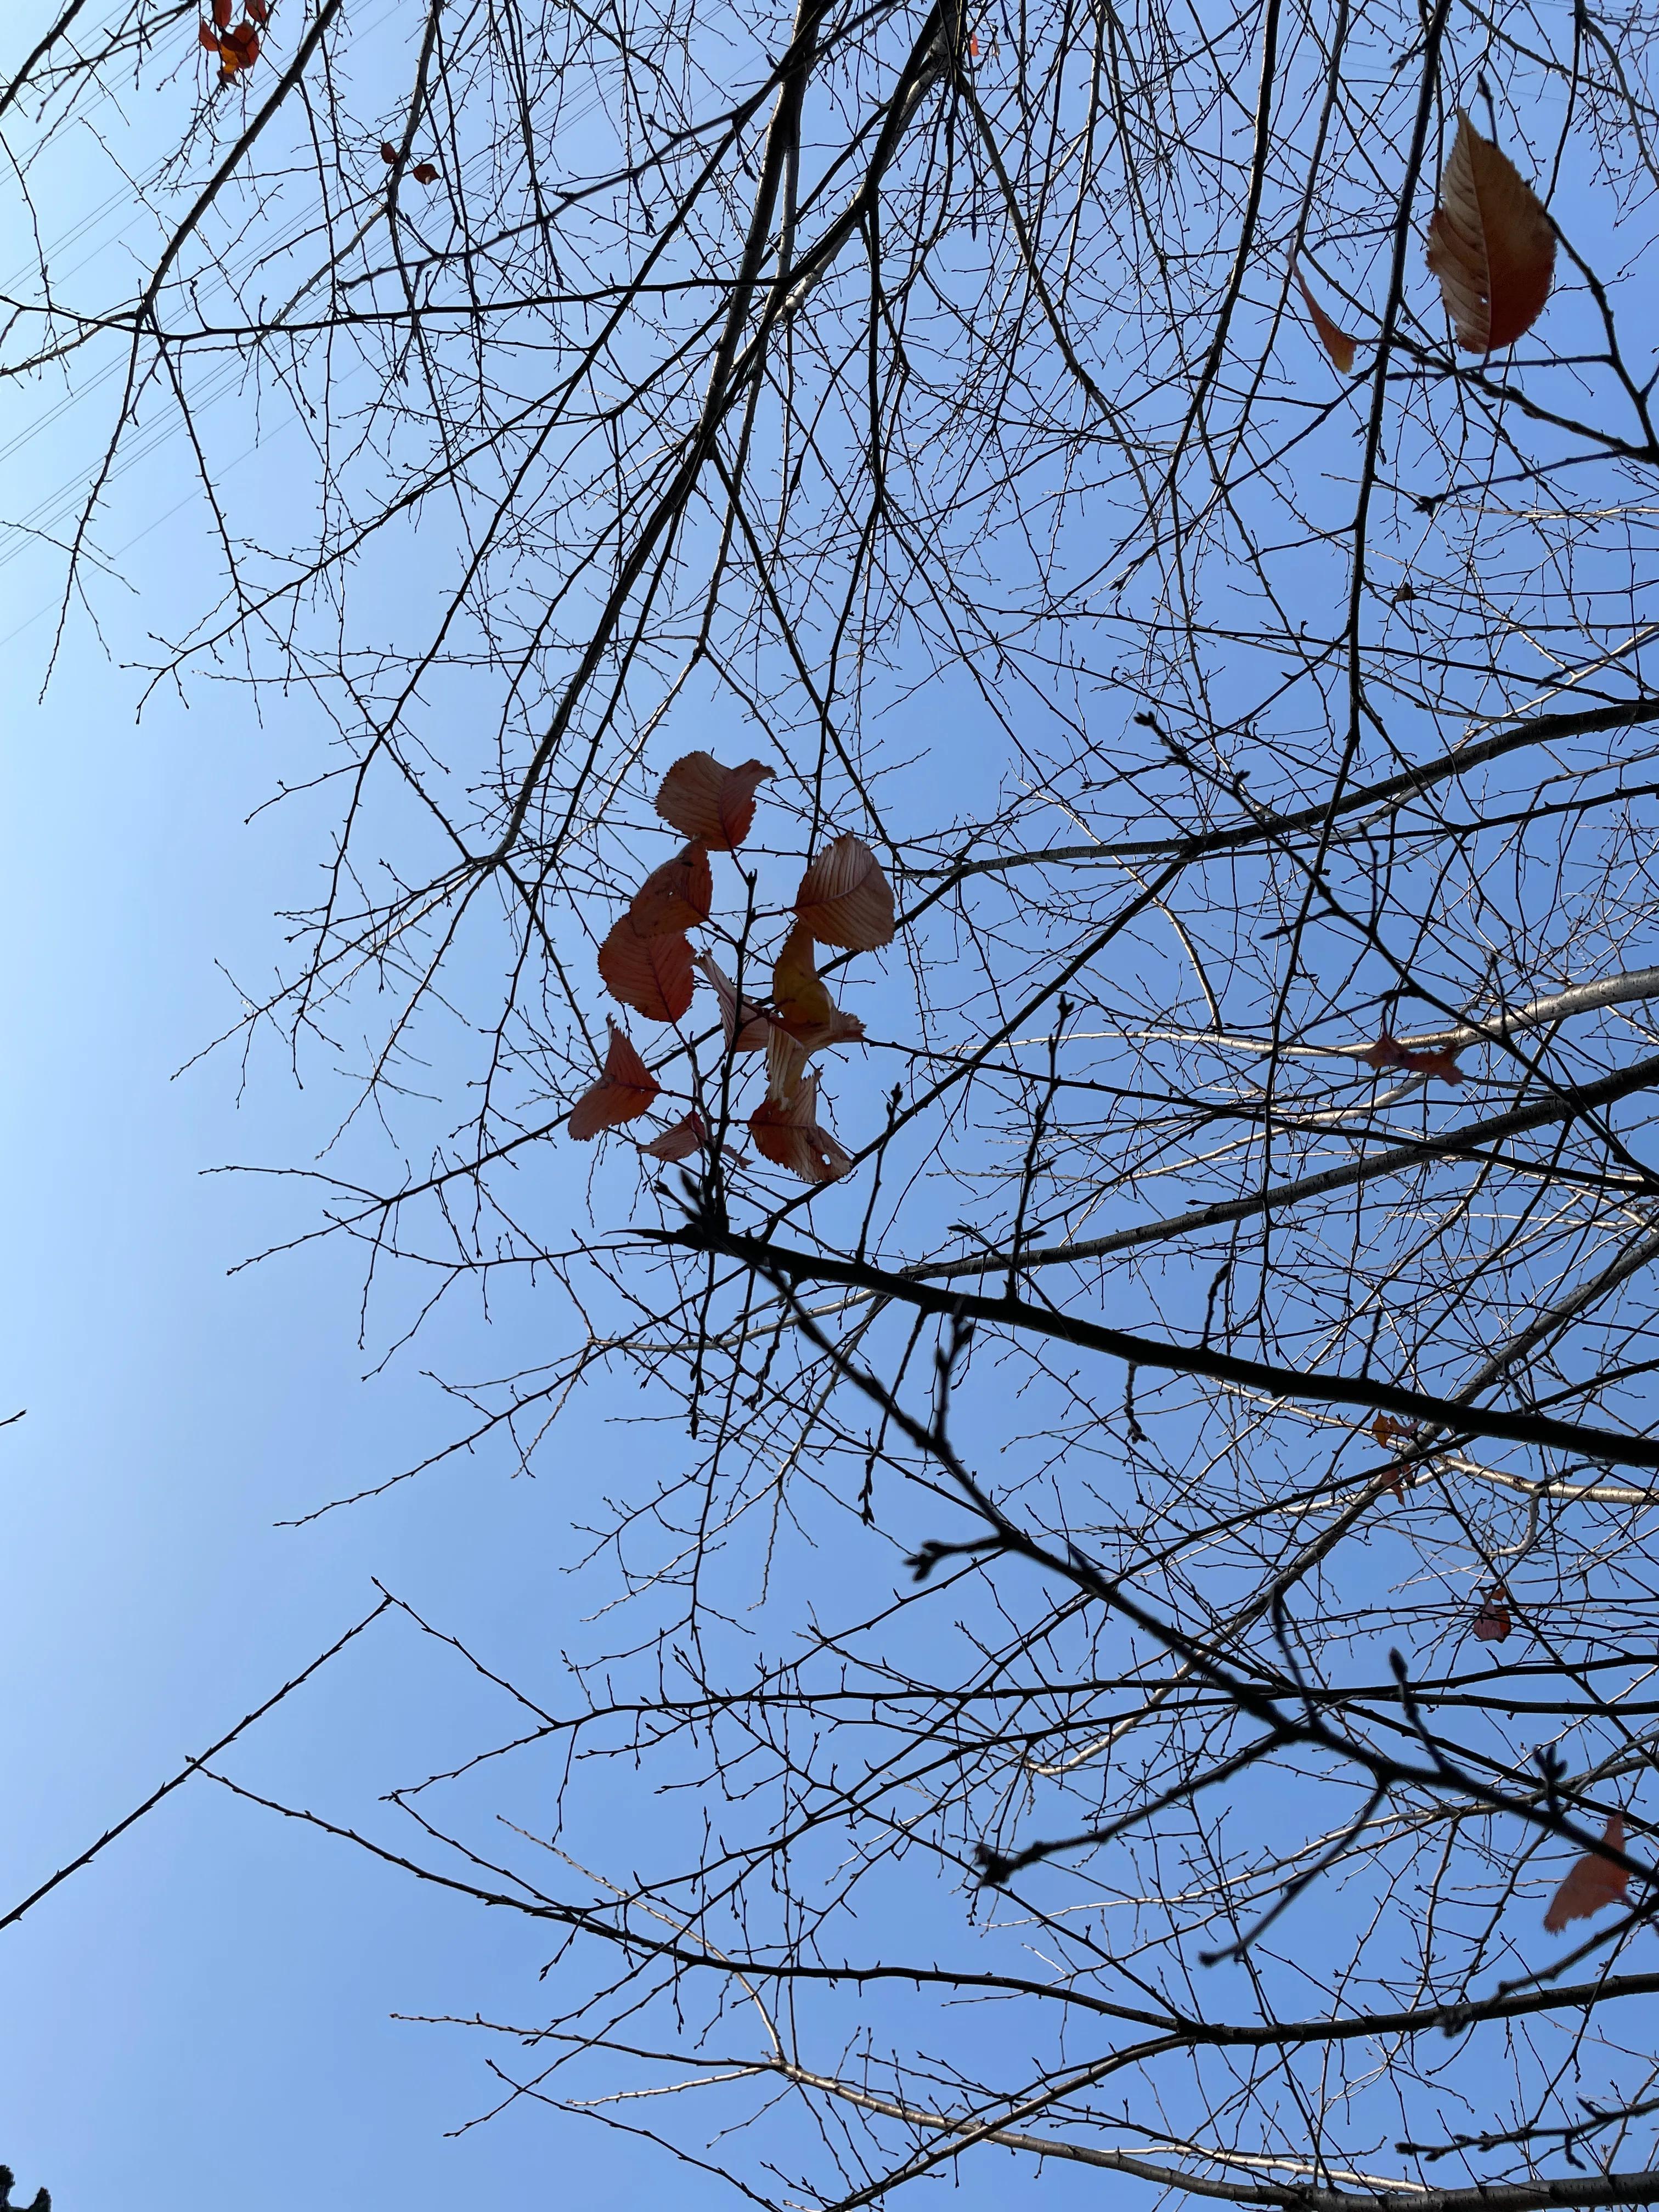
(212, 0, 233, 26)
(969, 32, 980, 55)
(794, 834, 895, 950)
(655, 752, 775, 849)
(629, 840, 712, 936)
(597, 916, 695, 1023)
(568, 1019, 659, 1139)
(1362, 1034, 1463, 1084)
(1296, 269, 1358, 375)
(749, 1076, 853, 1184)
(695, 952, 771, 1052)
(1473, 1588, 1513, 1642)
(411, 160, 439, 184)
(246, 0, 269, 21)
(380, 141, 399, 165)
(765, 925, 865, 1099)
(640, 1111, 707, 1163)
(219, 21, 258, 63)
(1427, 110, 1555, 354)
(1544, 1812, 1631, 1933)
(200, 21, 221, 48)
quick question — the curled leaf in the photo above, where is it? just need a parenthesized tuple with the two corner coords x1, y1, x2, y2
(765, 925, 866, 1100)
(218, 21, 258, 64)
(568, 1020, 660, 1139)
(1426, 110, 1555, 354)
(597, 917, 695, 1023)
(749, 1075, 853, 1184)
(1472, 1587, 1513, 1642)
(640, 1111, 708, 1163)
(1544, 1812, 1630, 1933)
(411, 161, 440, 184)
(380, 140, 399, 165)
(1361, 1035, 1464, 1084)
(655, 752, 775, 849)
(629, 840, 712, 937)
(695, 952, 771, 1052)
(794, 834, 895, 950)
(1296, 269, 1358, 374)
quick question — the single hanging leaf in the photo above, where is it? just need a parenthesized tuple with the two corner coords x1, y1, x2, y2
(568, 1020, 660, 1139)
(655, 752, 775, 849)
(640, 1111, 708, 1163)
(794, 834, 895, 950)
(1472, 1587, 1513, 1642)
(1544, 1812, 1630, 1933)
(411, 161, 440, 185)
(246, 0, 269, 21)
(1296, 269, 1358, 374)
(695, 952, 771, 1052)
(212, 0, 232, 25)
(597, 917, 695, 1023)
(200, 20, 221, 47)
(379, 141, 399, 166)
(1426, 111, 1555, 353)
(629, 840, 712, 937)
(749, 1075, 853, 1184)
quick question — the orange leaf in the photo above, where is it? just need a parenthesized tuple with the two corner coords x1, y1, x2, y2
(1295, 269, 1358, 374)
(694, 952, 771, 1052)
(597, 917, 695, 1023)
(200, 21, 221, 47)
(1400, 1043, 1465, 1085)
(380, 141, 399, 166)
(219, 21, 258, 62)
(411, 161, 439, 184)
(629, 840, 712, 937)
(246, 0, 269, 21)
(655, 752, 775, 850)
(213, 0, 233, 25)
(568, 1019, 660, 1139)
(749, 1075, 853, 1184)
(794, 834, 895, 950)
(1426, 110, 1555, 354)
(640, 1111, 707, 1163)
(1544, 1812, 1630, 1933)
(1472, 1588, 1513, 1642)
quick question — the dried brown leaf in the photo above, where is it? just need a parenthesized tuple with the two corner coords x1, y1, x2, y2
(1426, 111, 1555, 353)
(749, 1076, 853, 1184)
(655, 752, 775, 850)
(1544, 1812, 1630, 1933)
(640, 1111, 708, 1162)
(568, 1020, 660, 1139)
(629, 841, 713, 937)
(1296, 270, 1358, 374)
(597, 916, 695, 1023)
(794, 834, 895, 949)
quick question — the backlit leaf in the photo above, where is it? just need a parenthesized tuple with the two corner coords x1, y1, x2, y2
(694, 952, 771, 1052)
(794, 834, 895, 950)
(200, 21, 221, 48)
(629, 840, 712, 937)
(749, 1075, 853, 1183)
(1296, 269, 1358, 374)
(1472, 1588, 1512, 1642)
(597, 916, 695, 1023)
(1544, 1812, 1630, 1933)
(640, 1112, 708, 1163)
(1426, 110, 1555, 353)
(655, 752, 775, 849)
(568, 1020, 659, 1139)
